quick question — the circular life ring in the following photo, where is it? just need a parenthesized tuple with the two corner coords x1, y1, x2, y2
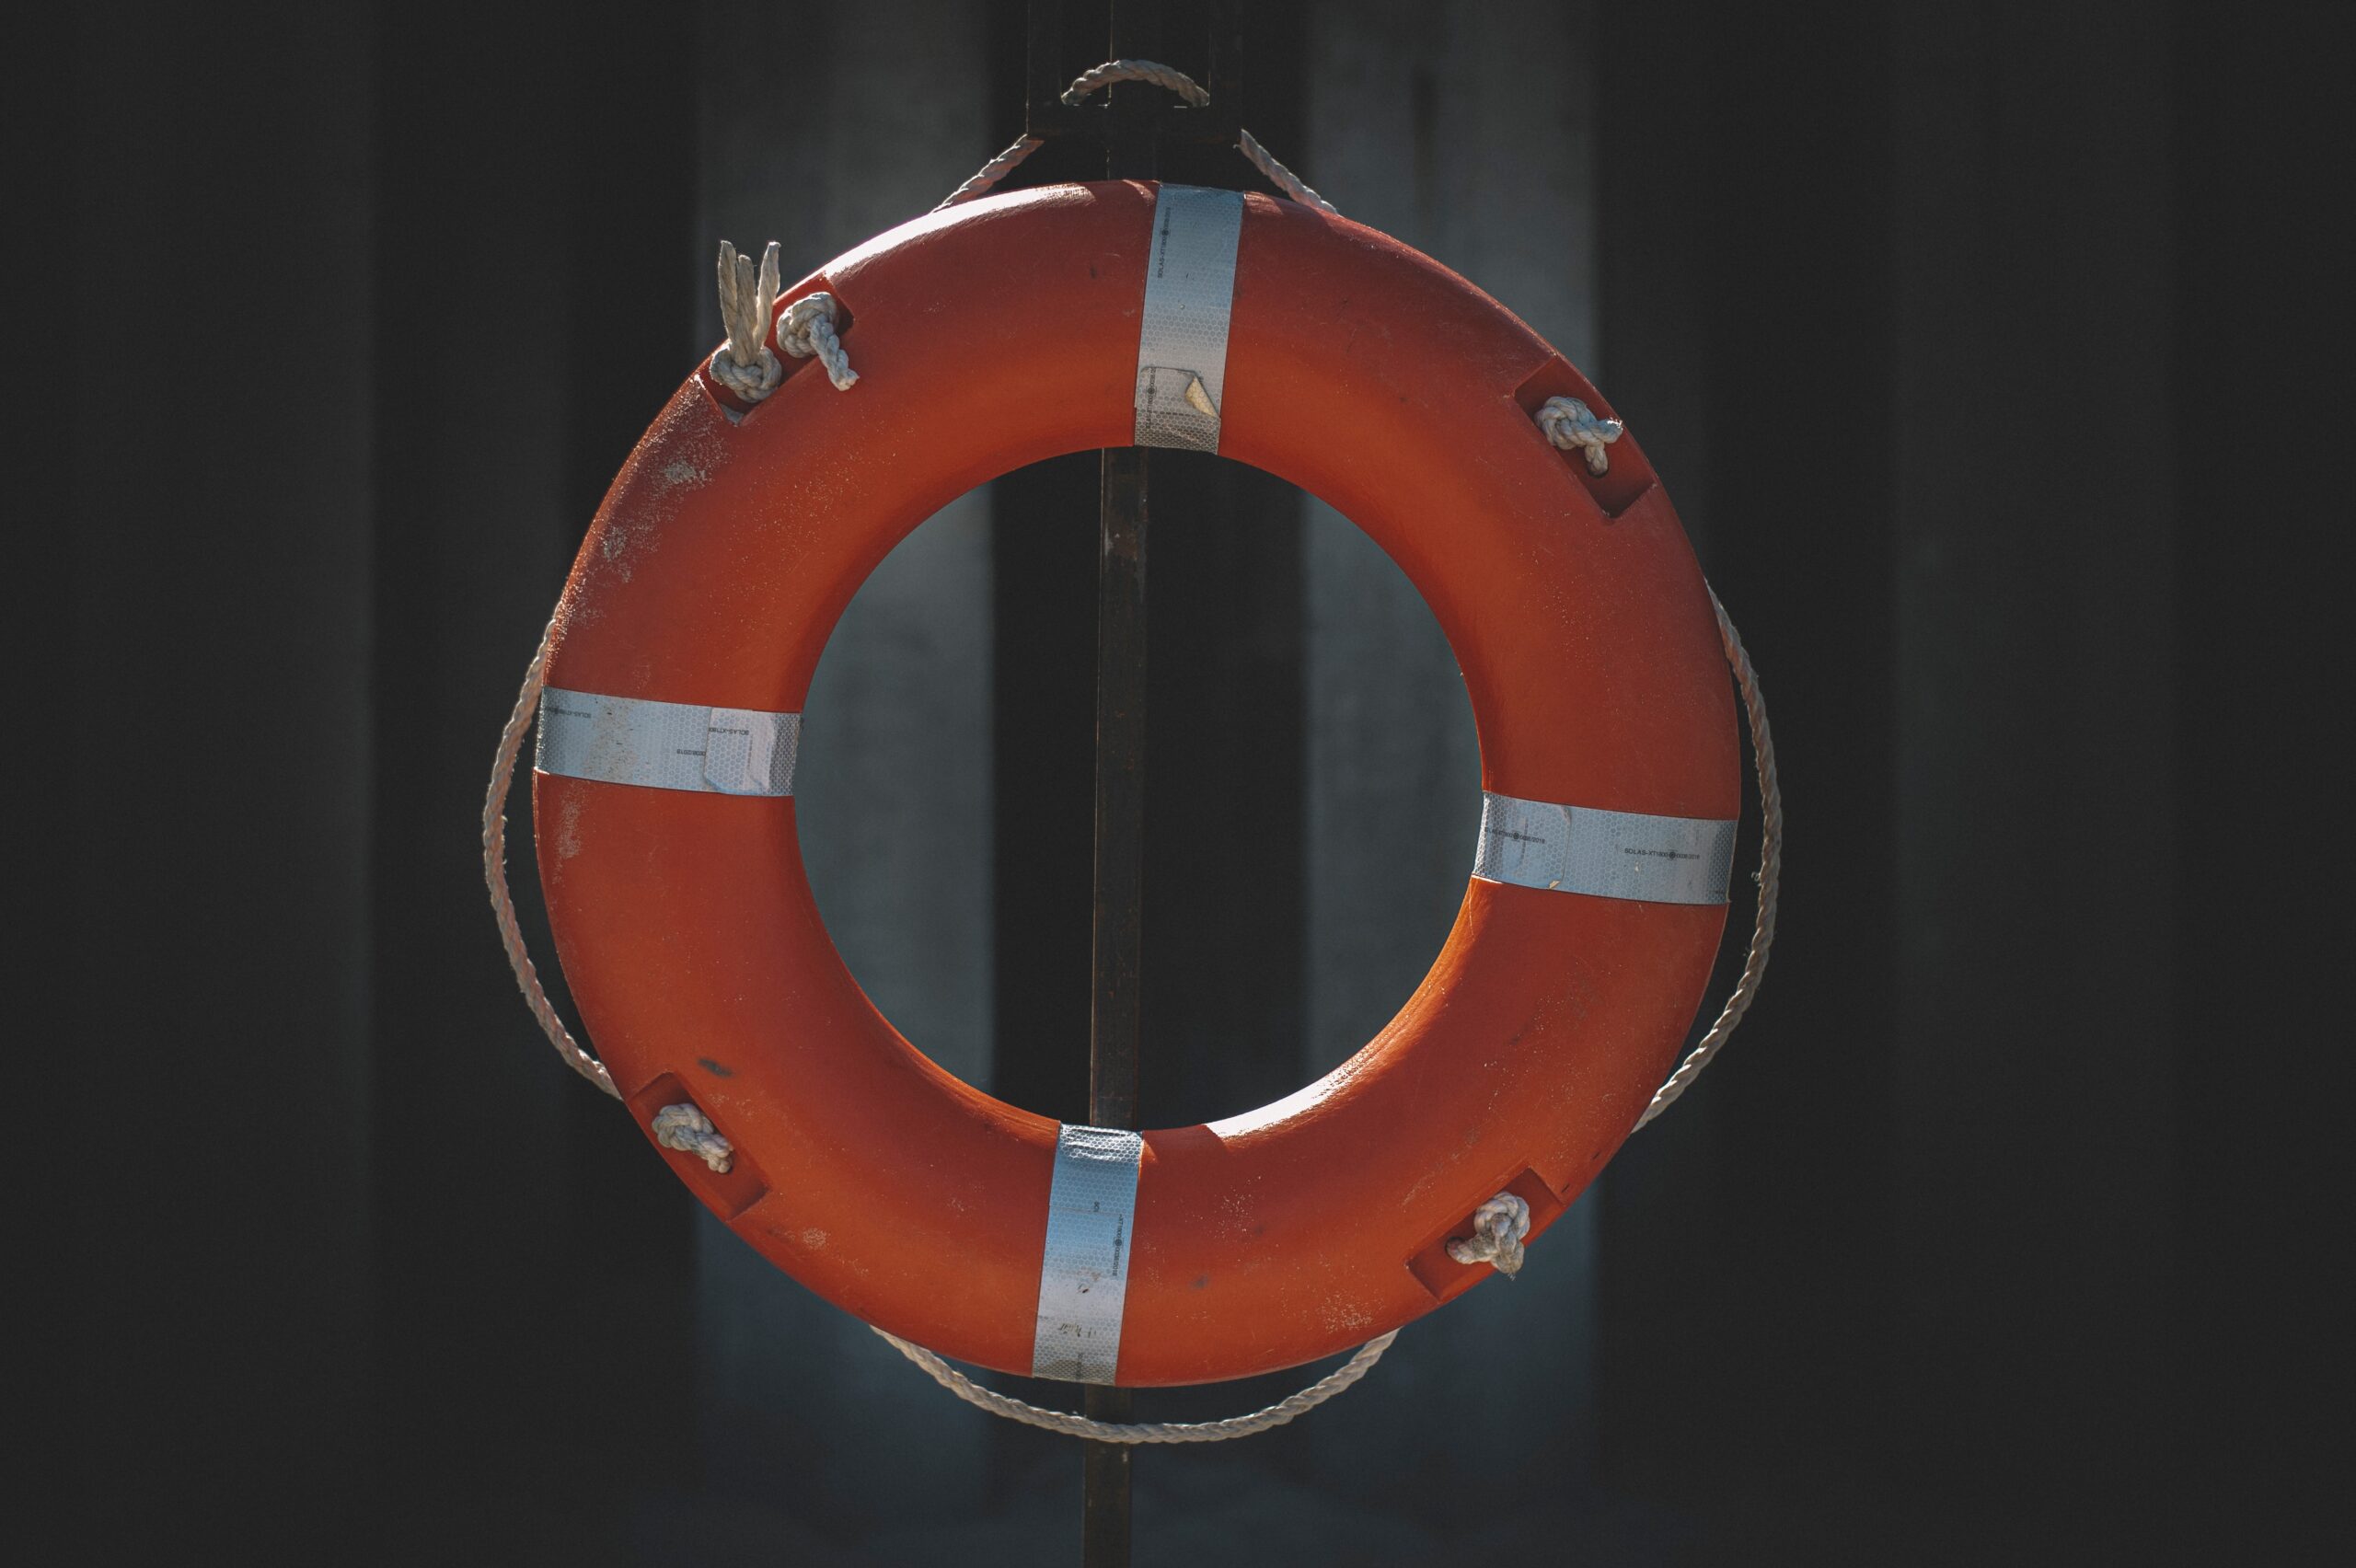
(531, 179, 1739, 1388)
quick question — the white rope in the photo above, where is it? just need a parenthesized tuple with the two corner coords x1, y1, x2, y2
(1635, 587, 1782, 1128)
(935, 60, 1338, 217)
(1523, 403, 1778, 1130)
(1536, 396, 1624, 475)
(1236, 126, 1337, 216)
(933, 133, 1045, 210)
(483, 617, 618, 1099)
(1060, 57, 1207, 108)
(1445, 1192, 1532, 1276)
(710, 240, 785, 403)
(652, 1103, 734, 1172)
(872, 1328, 1400, 1444)
(708, 241, 856, 398)
(780, 292, 859, 390)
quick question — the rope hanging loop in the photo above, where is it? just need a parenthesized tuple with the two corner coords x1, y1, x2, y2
(935, 59, 1338, 216)
(1060, 57, 1207, 108)
(1634, 587, 1782, 1128)
(875, 1328, 1399, 1444)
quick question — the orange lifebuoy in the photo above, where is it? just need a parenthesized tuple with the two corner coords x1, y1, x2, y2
(531, 179, 1739, 1388)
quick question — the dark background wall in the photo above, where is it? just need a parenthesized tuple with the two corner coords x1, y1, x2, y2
(40, 1, 2341, 1563)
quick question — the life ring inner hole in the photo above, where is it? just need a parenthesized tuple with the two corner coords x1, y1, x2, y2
(793, 448, 1482, 1132)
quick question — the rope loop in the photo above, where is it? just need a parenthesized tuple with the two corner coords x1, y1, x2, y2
(873, 1328, 1399, 1444)
(1635, 587, 1781, 1128)
(1535, 396, 1625, 475)
(483, 618, 618, 1099)
(779, 292, 859, 391)
(711, 240, 785, 403)
(1445, 1192, 1533, 1276)
(936, 61, 1337, 215)
(1061, 57, 1208, 108)
(652, 1103, 734, 1173)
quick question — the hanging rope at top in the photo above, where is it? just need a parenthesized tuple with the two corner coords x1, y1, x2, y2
(1061, 57, 1207, 107)
(934, 59, 1338, 216)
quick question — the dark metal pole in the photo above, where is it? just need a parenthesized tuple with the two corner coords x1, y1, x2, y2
(1087, 441, 1149, 1150)
(1080, 451, 1146, 1568)
(1080, 2, 1160, 1561)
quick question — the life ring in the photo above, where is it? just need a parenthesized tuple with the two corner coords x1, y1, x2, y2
(527, 179, 1739, 1388)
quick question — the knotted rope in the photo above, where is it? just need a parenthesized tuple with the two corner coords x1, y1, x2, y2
(1446, 1192, 1533, 1277)
(710, 240, 785, 403)
(1536, 396, 1625, 475)
(709, 240, 857, 401)
(934, 60, 1337, 216)
(652, 1103, 735, 1173)
(780, 293, 859, 390)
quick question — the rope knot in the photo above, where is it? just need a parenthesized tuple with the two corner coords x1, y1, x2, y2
(780, 292, 859, 390)
(651, 1103, 734, 1173)
(1445, 1192, 1533, 1277)
(711, 240, 785, 403)
(1536, 396, 1625, 476)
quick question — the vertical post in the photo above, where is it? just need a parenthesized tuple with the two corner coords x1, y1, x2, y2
(1082, 6, 1159, 1564)
(1088, 443, 1149, 1148)
(1080, 455, 1145, 1568)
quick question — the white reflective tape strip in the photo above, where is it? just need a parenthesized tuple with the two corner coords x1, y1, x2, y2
(536, 686, 800, 796)
(1134, 184, 1244, 453)
(1031, 1124, 1144, 1384)
(1472, 790, 1738, 905)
